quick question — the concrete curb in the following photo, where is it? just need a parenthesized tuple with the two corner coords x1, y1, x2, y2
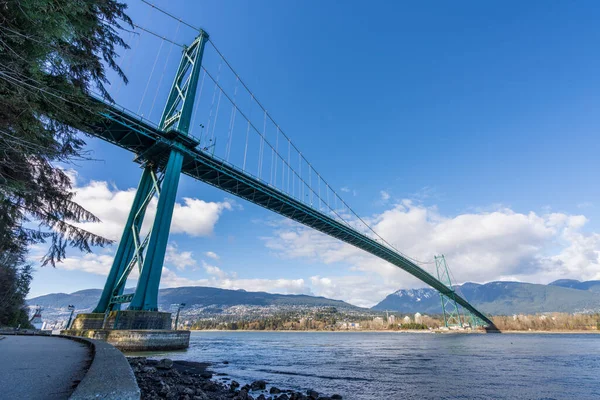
(65, 335, 141, 400)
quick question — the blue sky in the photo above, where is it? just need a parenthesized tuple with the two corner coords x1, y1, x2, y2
(29, 1, 600, 306)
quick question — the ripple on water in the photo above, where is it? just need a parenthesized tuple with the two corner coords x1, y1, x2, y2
(143, 331, 600, 400)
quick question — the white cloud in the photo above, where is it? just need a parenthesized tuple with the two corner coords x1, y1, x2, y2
(58, 252, 115, 276)
(171, 198, 232, 236)
(68, 172, 233, 241)
(205, 251, 219, 260)
(380, 191, 390, 201)
(165, 244, 197, 271)
(202, 261, 234, 279)
(263, 201, 600, 306)
(340, 187, 357, 196)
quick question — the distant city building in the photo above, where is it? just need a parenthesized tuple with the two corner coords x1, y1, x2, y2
(387, 315, 396, 324)
(373, 317, 384, 325)
(414, 312, 422, 324)
(403, 316, 411, 323)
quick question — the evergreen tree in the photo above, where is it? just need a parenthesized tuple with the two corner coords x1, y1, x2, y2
(0, 245, 33, 327)
(0, 0, 131, 262)
(0, 0, 131, 325)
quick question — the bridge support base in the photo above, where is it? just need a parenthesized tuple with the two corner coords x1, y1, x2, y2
(62, 328, 190, 352)
(64, 311, 189, 351)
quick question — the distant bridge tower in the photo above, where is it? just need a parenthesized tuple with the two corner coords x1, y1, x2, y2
(434, 255, 463, 328)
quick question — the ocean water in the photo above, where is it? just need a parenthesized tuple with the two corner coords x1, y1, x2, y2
(142, 331, 600, 399)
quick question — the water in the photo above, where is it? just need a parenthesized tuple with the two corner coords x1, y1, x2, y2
(139, 331, 600, 399)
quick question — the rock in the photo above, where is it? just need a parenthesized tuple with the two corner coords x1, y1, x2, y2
(193, 389, 209, 400)
(200, 371, 213, 379)
(277, 395, 289, 400)
(251, 380, 267, 391)
(156, 358, 174, 369)
(202, 381, 219, 392)
(234, 389, 250, 400)
(230, 380, 240, 390)
(307, 390, 319, 399)
(317, 397, 331, 400)
(270, 387, 281, 394)
(223, 360, 230, 364)
(142, 366, 157, 374)
(257, 395, 267, 400)
(331, 395, 342, 400)
(183, 387, 195, 396)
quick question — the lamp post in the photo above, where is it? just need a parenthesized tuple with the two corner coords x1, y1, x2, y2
(66, 305, 75, 329)
(174, 303, 185, 330)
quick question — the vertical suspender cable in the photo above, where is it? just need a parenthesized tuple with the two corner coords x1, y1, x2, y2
(287, 140, 291, 194)
(242, 93, 253, 172)
(115, 31, 141, 99)
(258, 111, 266, 179)
(274, 128, 279, 186)
(243, 120, 250, 171)
(149, 22, 181, 120)
(204, 61, 222, 147)
(225, 77, 239, 161)
(138, 39, 164, 114)
(210, 90, 222, 145)
(190, 69, 206, 136)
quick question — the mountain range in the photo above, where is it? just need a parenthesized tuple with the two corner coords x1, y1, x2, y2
(28, 279, 600, 322)
(373, 279, 600, 315)
(27, 286, 365, 321)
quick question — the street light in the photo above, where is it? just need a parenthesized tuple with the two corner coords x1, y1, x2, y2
(66, 305, 75, 329)
(173, 303, 186, 330)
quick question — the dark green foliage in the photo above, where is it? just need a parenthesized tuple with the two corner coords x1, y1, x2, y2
(0, 0, 131, 325)
(0, 247, 33, 327)
(399, 322, 428, 330)
(0, 0, 131, 266)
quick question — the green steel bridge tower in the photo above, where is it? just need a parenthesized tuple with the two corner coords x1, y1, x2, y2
(93, 30, 210, 314)
(435, 255, 464, 328)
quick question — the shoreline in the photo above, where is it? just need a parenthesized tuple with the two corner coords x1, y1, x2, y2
(188, 329, 599, 334)
(128, 356, 343, 400)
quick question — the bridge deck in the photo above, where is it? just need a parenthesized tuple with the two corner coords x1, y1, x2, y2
(88, 101, 494, 327)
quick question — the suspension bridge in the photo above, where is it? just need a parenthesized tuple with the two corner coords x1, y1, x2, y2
(60, 1, 494, 339)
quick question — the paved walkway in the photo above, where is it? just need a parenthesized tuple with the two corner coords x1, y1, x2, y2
(0, 335, 91, 400)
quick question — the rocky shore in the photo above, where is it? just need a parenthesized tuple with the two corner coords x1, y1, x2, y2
(128, 357, 343, 400)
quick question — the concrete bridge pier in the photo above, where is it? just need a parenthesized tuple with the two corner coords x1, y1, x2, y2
(63, 311, 190, 351)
